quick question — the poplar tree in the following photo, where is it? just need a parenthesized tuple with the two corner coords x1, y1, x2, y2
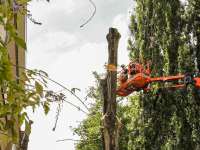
(127, 0, 200, 149)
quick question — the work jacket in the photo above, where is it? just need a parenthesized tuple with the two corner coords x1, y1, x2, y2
(121, 69, 128, 78)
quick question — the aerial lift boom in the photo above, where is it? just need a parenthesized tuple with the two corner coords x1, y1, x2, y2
(116, 58, 200, 97)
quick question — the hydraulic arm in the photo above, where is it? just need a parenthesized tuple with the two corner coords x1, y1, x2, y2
(144, 74, 200, 91)
(116, 58, 200, 97)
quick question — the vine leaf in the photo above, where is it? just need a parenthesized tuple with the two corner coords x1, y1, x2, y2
(44, 105, 50, 115)
(4, 120, 13, 131)
(7, 88, 15, 103)
(0, 112, 11, 118)
(18, 113, 25, 127)
(22, 72, 30, 83)
(11, 33, 27, 50)
(35, 81, 43, 97)
(11, 127, 18, 143)
(71, 88, 81, 94)
(25, 120, 30, 136)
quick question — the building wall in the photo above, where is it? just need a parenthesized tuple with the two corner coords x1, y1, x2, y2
(0, 12, 26, 150)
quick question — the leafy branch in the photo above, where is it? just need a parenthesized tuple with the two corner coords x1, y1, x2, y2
(12, 64, 90, 112)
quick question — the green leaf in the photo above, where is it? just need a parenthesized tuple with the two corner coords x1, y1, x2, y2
(23, 112, 29, 120)
(0, 112, 11, 118)
(27, 92, 36, 99)
(7, 88, 15, 104)
(0, 46, 8, 57)
(17, 15, 20, 25)
(18, 113, 25, 127)
(47, 99, 53, 102)
(2, 104, 10, 113)
(14, 107, 22, 115)
(71, 88, 81, 94)
(11, 127, 18, 143)
(4, 120, 13, 131)
(35, 96, 40, 106)
(0, 120, 4, 131)
(35, 81, 43, 97)
(21, 72, 30, 83)
(11, 32, 27, 50)
(12, 114, 18, 123)
(14, 36, 27, 50)
(21, 1, 28, 6)
(0, 120, 4, 126)
(0, 16, 4, 25)
(25, 119, 30, 136)
(44, 105, 50, 115)
(41, 77, 47, 84)
(32, 104, 35, 113)
(28, 100, 36, 105)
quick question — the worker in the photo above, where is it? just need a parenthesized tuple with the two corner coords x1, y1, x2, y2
(121, 64, 129, 84)
(130, 63, 136, 77)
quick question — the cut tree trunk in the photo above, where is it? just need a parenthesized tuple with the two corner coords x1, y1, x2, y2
(100, 28, 121, 150)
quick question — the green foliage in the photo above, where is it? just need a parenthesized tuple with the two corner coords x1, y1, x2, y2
(127, 0, 200, 149)
(35, 81, 43, 97)
(0, 0, 65, 147)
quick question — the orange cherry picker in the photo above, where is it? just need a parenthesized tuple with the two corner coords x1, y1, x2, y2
(116, 58, 200, 97)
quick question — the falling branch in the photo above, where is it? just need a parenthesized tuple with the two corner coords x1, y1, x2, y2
(80, 0, 96, 28)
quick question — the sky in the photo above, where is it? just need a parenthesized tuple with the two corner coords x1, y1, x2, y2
(25, 0, 136, 149)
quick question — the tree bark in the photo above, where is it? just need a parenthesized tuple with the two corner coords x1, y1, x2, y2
(100, 28, 121, 150)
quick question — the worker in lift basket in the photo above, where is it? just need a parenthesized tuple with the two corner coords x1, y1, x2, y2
(121, 64, 129, 84)
(130, 63, 136, 77)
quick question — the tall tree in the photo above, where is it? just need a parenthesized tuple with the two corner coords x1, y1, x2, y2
(100, 28, 121, 150)
(127, 0, 200, 149)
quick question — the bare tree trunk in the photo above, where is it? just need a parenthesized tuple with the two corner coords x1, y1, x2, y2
(100, 28, 121, 150)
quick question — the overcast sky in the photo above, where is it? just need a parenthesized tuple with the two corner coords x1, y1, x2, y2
(25, 0, 136, 149)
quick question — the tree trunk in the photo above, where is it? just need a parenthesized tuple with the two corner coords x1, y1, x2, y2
(100, 28, 121, 150)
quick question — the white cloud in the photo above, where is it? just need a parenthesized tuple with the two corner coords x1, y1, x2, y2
(112, 14, 128, 35)
(28, 0, 76, 16)
(46, 42, 107, 90)
(29, 28, 76, 52)
(111, 8, 134, 66)
(44, 29, 76, 51)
